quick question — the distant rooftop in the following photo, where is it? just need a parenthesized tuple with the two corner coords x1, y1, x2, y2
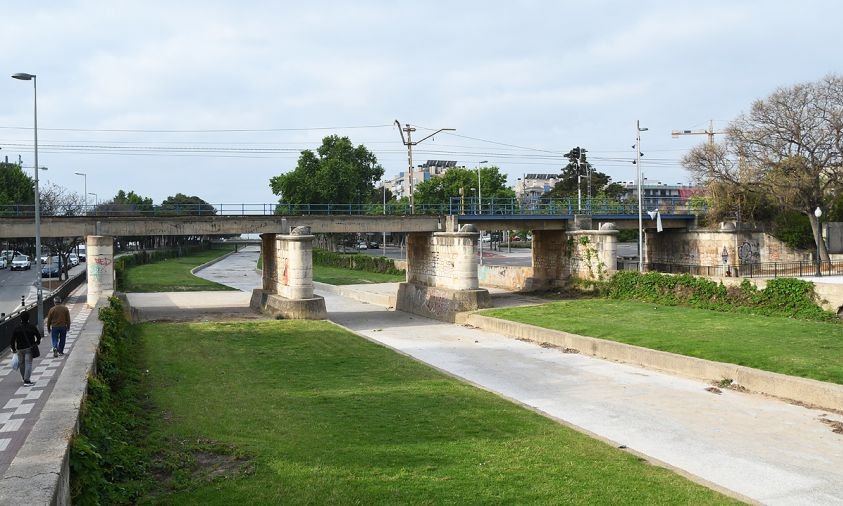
(524, 174, 559, 180)
(420, 160, 457, 168)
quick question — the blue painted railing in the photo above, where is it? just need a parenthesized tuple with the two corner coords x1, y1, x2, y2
(0, 198, 706, 217)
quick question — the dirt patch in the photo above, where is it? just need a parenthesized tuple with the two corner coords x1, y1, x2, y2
(705, 387, 722, 395)
(192, 449, 254, 481)
(819, 416, 843, 434)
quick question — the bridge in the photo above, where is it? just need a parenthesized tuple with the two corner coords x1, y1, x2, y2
(0, 197, 713, 321)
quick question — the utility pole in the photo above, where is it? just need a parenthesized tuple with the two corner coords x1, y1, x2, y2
(394, 120, 455, 214)
(634, 121, 648, 272)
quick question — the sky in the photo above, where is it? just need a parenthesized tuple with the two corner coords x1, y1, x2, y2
(1, 0, 841, 208)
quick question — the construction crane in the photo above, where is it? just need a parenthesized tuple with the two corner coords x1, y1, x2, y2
(671, 120, 723, 145)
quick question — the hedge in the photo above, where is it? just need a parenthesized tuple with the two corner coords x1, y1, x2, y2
(312, 248, 404, 275)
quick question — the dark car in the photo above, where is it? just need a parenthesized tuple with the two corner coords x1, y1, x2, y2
(41, 256, 66, 278)
(368, 241, 380, 249)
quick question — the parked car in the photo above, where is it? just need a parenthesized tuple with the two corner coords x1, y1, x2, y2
(77, 247, 86, 262)
(11, 255, 31, 270)
(41, 256, 67, 278)
(368, 241, 380, 249)
(0, 257, 7, 269)
(68, 253, 80, 267)
(356, 242, 368, 250)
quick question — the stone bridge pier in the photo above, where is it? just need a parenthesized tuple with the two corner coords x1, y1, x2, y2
(250, 226, 327, 319)
(395, 224, 491, 322)
(86, 235, 115, 307)
(525, 224, 619, 290)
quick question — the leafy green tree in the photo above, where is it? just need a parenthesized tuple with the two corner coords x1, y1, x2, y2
(0, 161, 34, 208)
(99, 189, 155, 215)
(545, 148, 623, 199)
(160, 193, 216, 215)
(413, 166, 515, 206)
(270, 135, 384, 206)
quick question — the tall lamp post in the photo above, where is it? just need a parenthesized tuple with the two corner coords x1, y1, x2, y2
(477, 160, 488, 214)
(815, 206, 823, 277)
(88, 192, 98, 210)
(394, 120, 455, 214)
(635, 120, 648, 272)
(75, 171, 87, 213)
(12, 72, 44, 333)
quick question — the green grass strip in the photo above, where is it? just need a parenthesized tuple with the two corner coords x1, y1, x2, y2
(313, 264, 405, 285)
(133, 320, 736, 504)
(122, 247, 236, 292)
(482, 299, 843, 384)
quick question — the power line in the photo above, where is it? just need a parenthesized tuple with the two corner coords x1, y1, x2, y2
(0, 123, 394, 133)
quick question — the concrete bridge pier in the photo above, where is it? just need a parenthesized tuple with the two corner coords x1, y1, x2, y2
(86, 235, 115, 307)
(526, 229, 570, 290)
(250, 227, 327, 319)
(566, 223, 619, 281)
(396, 225, 491, 322)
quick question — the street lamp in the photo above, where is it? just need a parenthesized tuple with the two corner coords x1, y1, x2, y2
(635, 120, 648, 272)
(88, 192, 98, 210)
(74, 171, 87, 213)
(12, 72, 44, 334)
(477, 160, 488, 215)
(815, 206, 823, 277)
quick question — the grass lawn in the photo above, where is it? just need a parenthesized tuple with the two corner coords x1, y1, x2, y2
(134, 320, 737, 505)
(482, 299, 843, 385)
(122, 247, 236, 292)
(313, 264, 405, 285)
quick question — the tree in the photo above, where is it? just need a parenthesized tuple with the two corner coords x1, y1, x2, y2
(545, 148, 624, 199)
(682, 74, 843, 260)
(270, 135, 384, 206)
(98, 189, 155, 215)
(413, 166, 515, 207)
(38, 182, 86, 279)
(0, 161, 34, 210)
(160, 193, 216, 215)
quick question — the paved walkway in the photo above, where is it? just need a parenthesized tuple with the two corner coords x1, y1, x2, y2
(188, 249, 843, 504)
(0, 287, 91, 476)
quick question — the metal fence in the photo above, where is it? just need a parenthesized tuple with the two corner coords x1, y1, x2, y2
(644, 260, 843, 279)
(0, 270, 87, 353)
(0, 197, 707, 218)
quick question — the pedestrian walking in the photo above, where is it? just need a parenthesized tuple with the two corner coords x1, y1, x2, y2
(11, 312, 42, 386)
(47, 296, 71, 358)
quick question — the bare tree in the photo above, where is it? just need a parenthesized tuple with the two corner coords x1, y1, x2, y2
(683, 74, 843, 260)
(38, 182, 85, 280)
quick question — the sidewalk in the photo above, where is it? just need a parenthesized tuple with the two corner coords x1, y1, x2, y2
(190, 250, 843, 504)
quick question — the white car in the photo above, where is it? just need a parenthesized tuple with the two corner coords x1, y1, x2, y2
(68, 253, 80, 267)
(11, 255, 31, 271)
(0, 257, 7, 269)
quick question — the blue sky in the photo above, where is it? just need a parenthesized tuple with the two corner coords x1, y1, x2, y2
(1, 1, 841, 206)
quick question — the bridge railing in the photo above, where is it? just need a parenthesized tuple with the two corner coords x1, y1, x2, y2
(0, 197, 707, 217)
(646, 260, 843, 278)
(449, 197, 707, 216)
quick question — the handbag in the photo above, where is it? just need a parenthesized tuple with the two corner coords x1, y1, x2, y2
(30, 344, 40, 359)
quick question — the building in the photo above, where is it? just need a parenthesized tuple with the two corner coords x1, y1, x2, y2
(618, 179, 704, 207)
(387, 160, 460, 199)
(514, 174, 561, 204)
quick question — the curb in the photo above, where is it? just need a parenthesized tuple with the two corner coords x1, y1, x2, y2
(190, 249, 239, 276)
(465, 314, 843, 412)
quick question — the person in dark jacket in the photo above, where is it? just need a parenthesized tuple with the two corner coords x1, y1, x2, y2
(11, 312, 42, 386)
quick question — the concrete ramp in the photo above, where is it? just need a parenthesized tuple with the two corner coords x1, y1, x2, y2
(123, 292, 259, 322)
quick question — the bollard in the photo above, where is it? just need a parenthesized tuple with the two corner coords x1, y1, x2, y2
(21, 295, 25, 306)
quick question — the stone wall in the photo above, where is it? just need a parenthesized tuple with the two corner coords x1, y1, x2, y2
(647, 229, 809, 266)
(477, 264, 534, 291)
(406, 231, 478, 290)
(566, 228, 619, 281)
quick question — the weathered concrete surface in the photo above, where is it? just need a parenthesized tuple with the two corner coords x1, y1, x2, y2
(567, 227, 618, 280)
(395, 282, 491, 322)
(477, 264, 534, 291)
(249, 289, 327, 320)
(648, 229, 808, 265)
(0, 299, 103, 506)
(0, 215, 445, 238)
(125, 291, 255, 321)
(465, 313, 843, 412)
(86, 236, 114, 307)
(313, 281, 397, 308)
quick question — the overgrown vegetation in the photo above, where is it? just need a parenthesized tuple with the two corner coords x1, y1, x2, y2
(312, 248, 404, 275)
(115, 245, 210, 289)
(606, 271, 836, 321)
(70, 297, 148, 504)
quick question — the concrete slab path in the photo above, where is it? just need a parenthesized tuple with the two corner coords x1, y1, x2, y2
(191, 249, 843, 504)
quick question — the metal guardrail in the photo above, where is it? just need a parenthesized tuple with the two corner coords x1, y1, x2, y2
(0, 197, 707, 218)
(645, 260, 843, 278)
(0, 270, 87, 353)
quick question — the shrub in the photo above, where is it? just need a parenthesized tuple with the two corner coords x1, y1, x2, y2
(607, 271, 836, 322)
(312, 248, 404, 275)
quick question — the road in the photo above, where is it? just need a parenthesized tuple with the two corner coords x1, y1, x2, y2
(0, 264, 87, 317)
